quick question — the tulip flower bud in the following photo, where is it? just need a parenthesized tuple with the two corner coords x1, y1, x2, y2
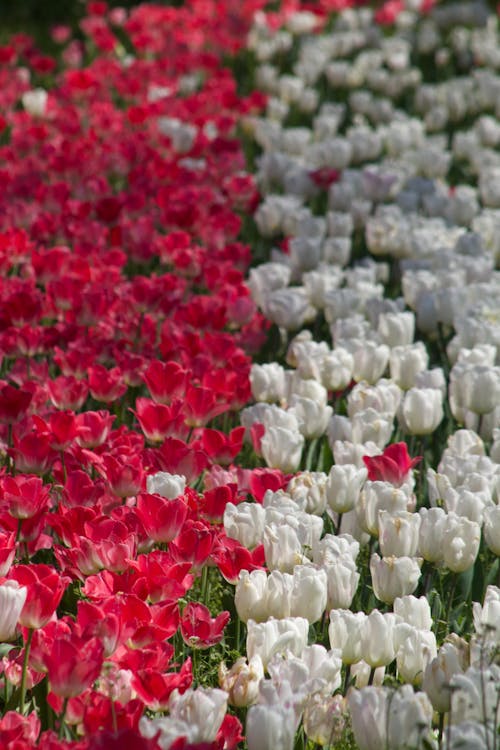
(219, 656, 264, 707)
(329, 609, 365, 665)
(394, 595, 432, 631)
(348, 687, 390, 750)
(370, 553, 422, 605)
(442, 512, 480, 573)
(350, 660, 385, 688)
(324, 556, 360, 610)
(235, 569, 268, 623)
(288, 395, 333, 439)
(422, 642, 466, 713)
(303, 693, 346, 747)
(290, 564, 328, 623)
(261, 426, 304, 473)
(418, 507, 447, 563)
(396, 626, 437, 686)
(390, 343, 429, 390)
(461, 365, 500, 415)
(246, 617, 309, 670)
(0, 581, 27, 641)
(378, 510, 421, 558)
(250, 363, 287, 404)
(378, 311, 415, 348)
(224, 502, 266, 550)
(399, 387, 444, 435)
(360, 610, 397, 668)
(246, 701, 295, 750)
(483, 506, 500, 555)
(264, 523, 309, 573)
(146, 471, 186, 499)
(386, 685, 435, 750)
(352, 342, 390, 384)
(326, 464, 367, 515)
(265, 570, 293, 619)
(359, 481, 412, 536)
(287, 472, 328, 516)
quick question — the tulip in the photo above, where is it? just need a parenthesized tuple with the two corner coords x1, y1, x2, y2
(396, 626, 437, 686)
(422, 642, 466, 713)
(359, 481, 412, 536)
(146, 471, 186, 499)
(394, 596, 432, 631)
(287, 472, 328, 516)
(352, 342, 390, 384)
(224, 502, 266, 550)
(329, 610, 365, 665)
(246, 617, 309, 670)
(219, 656, 264, 708)
(418, 507, 447, 563)
(399, 387, 444, 435)
(265, 570, 293, 619)
(326, 464, 367, 515)
(0, 581, 27, 642)
(261, 426, 304, 473)
(386, 685, 435, 750)
(348, 687, 390, 750)
(378, 510, 421, 558)
(290, 565, 328, 623)
(324, 557, 360, 610)
(360, 610, 397, 668)
(250, 363, 287, 403)
(442, 513, 480, 573)
(370, 553, 422, 605)
(389, 343, 429, 390)
(263, 523, 309, 573)
(246, 701, 295, 750)
(235, 569, 269, 623)
(303, 693, 346, 747)
(483, 506, 500, 555)
(168, 687, 228, 743)
(378, 311, 415, 347)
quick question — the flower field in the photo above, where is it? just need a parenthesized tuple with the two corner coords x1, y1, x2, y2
(0, 0, 499, 748)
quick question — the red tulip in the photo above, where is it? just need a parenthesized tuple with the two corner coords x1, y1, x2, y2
(180, 602, 230, 649)
(363, 442, 421, 487)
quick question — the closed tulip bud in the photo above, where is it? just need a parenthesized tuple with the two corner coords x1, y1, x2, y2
(264, 570, 293, 619)
(319, 348, 354, 391)
(289, 396, 333, 439)
(399, 388, 444, 435)
(352, 342, 390, 384)
(472, 585, 500, 642)
(287, 472, 328, 516)
(219, 656, 264, 708)
(329, 609, 366, 665)
(461, 365, 500, 415)
(379, 510, 421, 558)
(442, 513, 480, 573)
(390, 343, 429, 390)
(168, 687, 228, 744)
(386, 685, 435, 750)
(146, 471, 186, 499)
(396, 627, 437, 686)
(250, 363, 287, 404)
(348, 687, 390, 750)
(0, 581, 27, 641)
(361, 610, 398, 668)
(394, 596, 432, 631)
(290, 565, 328, 623)
(418, 507, 447, 563)
(422, 642, 466, 713)
(326, 464, 367, 515)
(370, 553, 422, 605)
(264, 287, 316, 330)
(324, 556, 360, 610)
(378, 311, 415, 347)
(261, 426, 304, 473)
(303, 693, 346, 747)
(360, 481, 412, 536)
(235, 570, 268, 623)
(483, 506, 500, 555)
(351, 408, 394, 449)
(313, 533, 360, 567)
(246, 701, 295, 750)
(224, 502, 266, 550)
(264, 523, 309, 573)
(246, 617, 309, 670)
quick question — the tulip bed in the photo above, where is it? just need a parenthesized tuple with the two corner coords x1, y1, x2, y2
(0, 0, 499, 748)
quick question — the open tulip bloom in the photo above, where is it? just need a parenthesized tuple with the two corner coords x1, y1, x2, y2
(0, 1, 499, 748)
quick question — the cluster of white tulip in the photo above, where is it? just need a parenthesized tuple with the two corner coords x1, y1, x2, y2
(212, 1, 500, 748)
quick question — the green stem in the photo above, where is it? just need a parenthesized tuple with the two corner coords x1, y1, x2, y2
(58, 696, 69, 739)
(200, 565, 209, 605)
(19, 628, 34, 714)
(367, 666, 376, 686)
